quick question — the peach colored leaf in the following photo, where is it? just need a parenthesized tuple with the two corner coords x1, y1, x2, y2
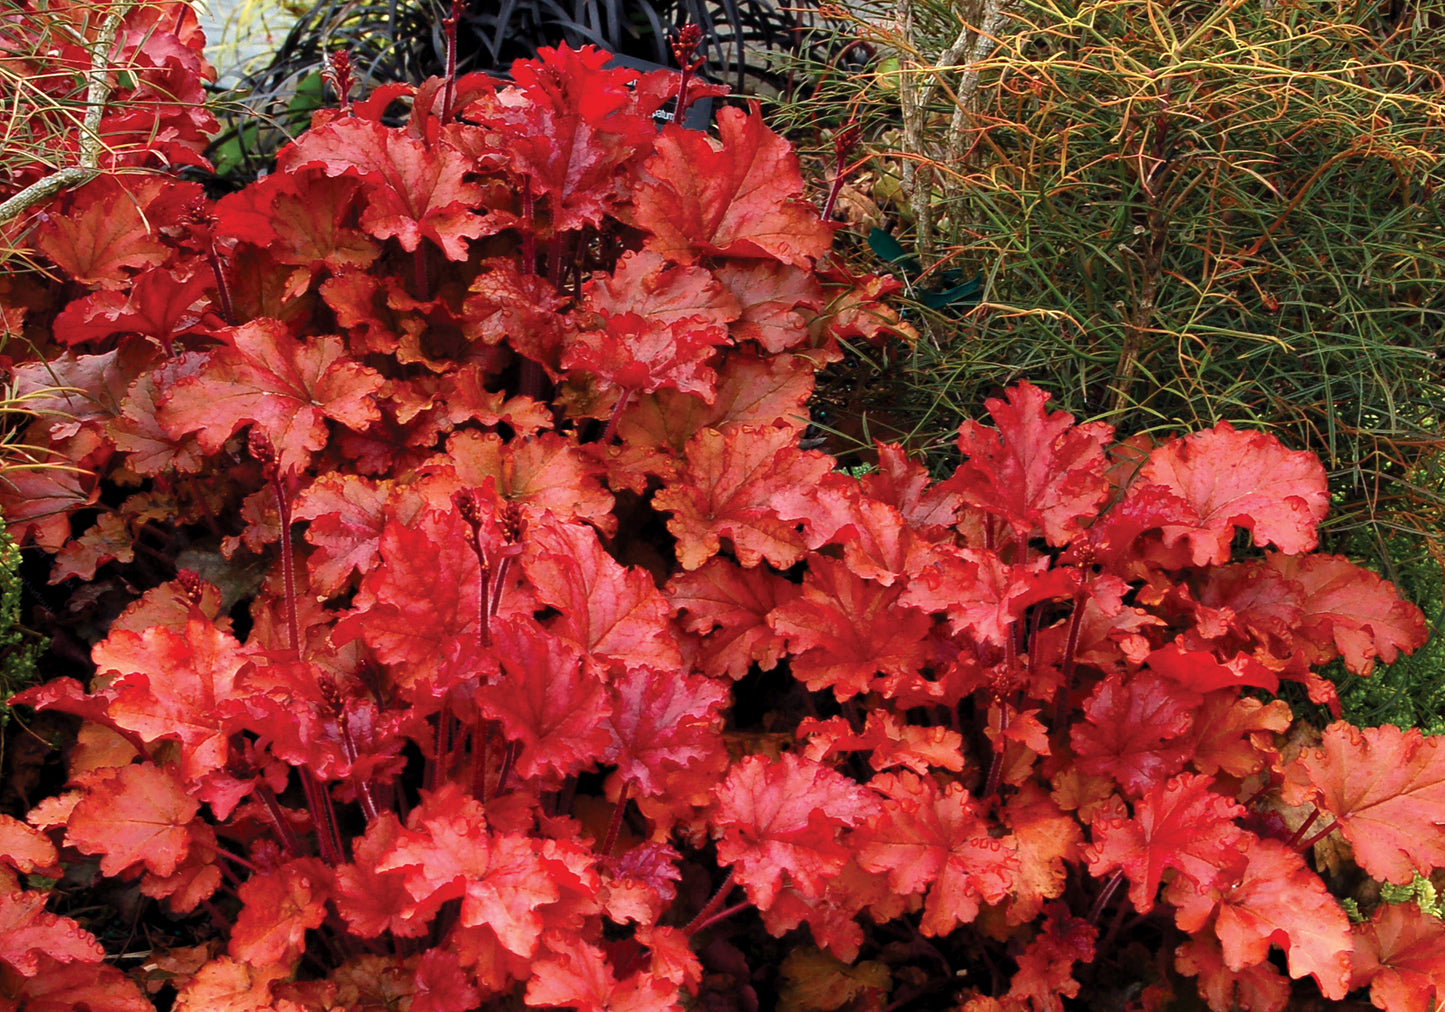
(65, 763, 199, 878)
(1284, 722, 1445, 885)
(635, 105, 833, 267)
(1135, 423, 1329, 565)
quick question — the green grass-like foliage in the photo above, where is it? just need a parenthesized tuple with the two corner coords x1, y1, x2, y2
(785, 0, 1445, 726)
(845, 0, 1445, 479)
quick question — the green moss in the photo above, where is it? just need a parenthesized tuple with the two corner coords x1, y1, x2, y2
(0, 520, 45, 723)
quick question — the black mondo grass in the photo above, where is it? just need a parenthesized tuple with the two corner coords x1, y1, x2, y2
(202, 0, 841, 186)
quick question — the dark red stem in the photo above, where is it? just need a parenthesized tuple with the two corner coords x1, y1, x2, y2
(1087, 868, 1125, 925)
(1285, 807, 1321, 849)
(821, 121, 862, 221)
(441, 0, 462, 122)
(302, 769, 345, 865)
(339, 716, 381, 822)
(521, 178, 537, 276)
(597, 387, 633, 446)
(495, 739, 518, 796)
(683, 868, 737, 937)
(206, 247, 236, 326)
(984, 698, 1007, 799)
(1054, 584, 1088, 728)
(602, 780, 630, 857)
(270, 471, 301, 657)
(1298, 817, 1342, 853)
(689, 900, 751, 935)
(256, 782, 304, 856)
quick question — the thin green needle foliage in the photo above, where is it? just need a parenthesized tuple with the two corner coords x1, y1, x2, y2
(781, 0, 1445, 728)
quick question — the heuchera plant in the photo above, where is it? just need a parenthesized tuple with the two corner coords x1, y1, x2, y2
(2, 5, 1443, 1009)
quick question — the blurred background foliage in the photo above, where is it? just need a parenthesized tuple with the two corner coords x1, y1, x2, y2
(777, 0, 1445, 729)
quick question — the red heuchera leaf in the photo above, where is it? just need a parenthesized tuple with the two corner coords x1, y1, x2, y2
(65, 763, 200, 878)
(655, 424, 835, 570)
(522, 520, 681, 671)
(229, 858, 332, 967)
(900, 546, 1077, 648)
(139, 820, 222, 914)
(1350, 902, 1445, 1012)
(585, 251, 740, 332)
(0, 891, 104, 976)
(855, 771, 1017, 937)
(477, 617, 612, 781)
(3, 953, 154, 1012)
(1183, 692, 1292, 780)
(600, 842, 682, 925)
(1005, 908, 1098, 1012)
(634, 105, 833, 267)
(1131, 422, 1329, 565)
(713, 752, 881, 908)
(443, 430, 615, 534)
(1084, 773, 1245, 914)
(473, 44, 662, 232)
(333, 812, 429, 940)
(52, 267, 219, 347)
(711, 260, 823, 353)
(611, 351, 815, 484)
(112, 351, 212, 475)
(277, 117, 494, 259)
(800, 711, 966, 776)
(332, 510, 491, 701)
(564, 250, 739, 400)
(462, 261, 574, 370)
(1070, 673, 1197, 796)
(1175, 934, 1292, 1012)
(160, 319, 384, 474)
(1265, 553, 1428, 675)
(172, 956, 291, 1012)
(292, 473, 396, 595)
(766, 556, 934, 701)
(666, 557, 798, 679)
(1144, 642, 1279, 695)
(376, 785, 568, 958)
(565, 310, 730, 403)
(412, 946, 483, 1012)
(771, 473, 913, 585)
(999, 784, 1082, 926)
(94, 616, 247, 783)
(602, 667, 729, 799)
(525, 937, 682, 1012)
(0, 460, 98, 551)
(939, 381, 1113, 546)
(1283, 722, 1445, 885)
(216, 167, 381, 274)
(1168, 838, 1352, 1000)
(863, 443, 965, 534)
(0, 815, 59, 877)
(33, 175, 170, 286)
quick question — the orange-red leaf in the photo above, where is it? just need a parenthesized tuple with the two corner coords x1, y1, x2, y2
(1284, 722, 1445, 885)
(65, 763, 200, 879)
